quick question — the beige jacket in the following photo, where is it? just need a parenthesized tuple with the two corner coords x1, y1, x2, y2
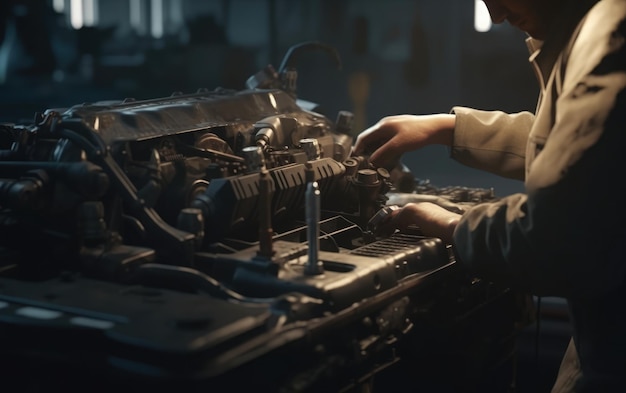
(450, 0, 626, 391)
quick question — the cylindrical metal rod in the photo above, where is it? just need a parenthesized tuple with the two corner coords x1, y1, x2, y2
(258, 169, 275, 259)
(304, 163, 323, 275)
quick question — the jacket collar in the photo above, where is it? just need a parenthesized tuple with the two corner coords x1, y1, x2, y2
(526, 0, 600, 87)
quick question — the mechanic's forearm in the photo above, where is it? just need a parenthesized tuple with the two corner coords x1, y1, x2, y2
(424, 113, 455, 146)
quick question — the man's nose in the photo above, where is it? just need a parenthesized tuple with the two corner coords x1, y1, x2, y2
(482, 0, 508, 24)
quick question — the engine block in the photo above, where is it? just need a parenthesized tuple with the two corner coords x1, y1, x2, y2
(0, 42, 527, 393)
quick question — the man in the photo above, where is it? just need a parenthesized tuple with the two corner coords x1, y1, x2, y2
(353, 0, 626, 391)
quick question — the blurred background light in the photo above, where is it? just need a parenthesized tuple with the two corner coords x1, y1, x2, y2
(474, 0, 492, 32)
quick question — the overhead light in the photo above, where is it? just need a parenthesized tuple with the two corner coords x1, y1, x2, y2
(70, 0, 83, 29)
(151, 0, 164, 38)
(474, 0, 492, 33)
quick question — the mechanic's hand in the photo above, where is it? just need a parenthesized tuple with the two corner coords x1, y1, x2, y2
(377, 202, 461, 244)
(352, 114, 456, 169)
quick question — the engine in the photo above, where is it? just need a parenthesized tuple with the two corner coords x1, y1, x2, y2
(0, 42, 529, 393)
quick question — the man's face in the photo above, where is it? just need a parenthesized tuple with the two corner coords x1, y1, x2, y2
(482, 0, 564, 39)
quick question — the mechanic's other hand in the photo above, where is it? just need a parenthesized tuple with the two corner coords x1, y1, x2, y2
(352, 114, 456, 169)
(378, 202, 461, 244)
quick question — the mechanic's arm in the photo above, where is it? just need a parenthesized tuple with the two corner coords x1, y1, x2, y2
(455, 14, 626, 298)
(352, 114, 456, 169)
(353, 110, 533, 180)
(450, 108, 533, 181)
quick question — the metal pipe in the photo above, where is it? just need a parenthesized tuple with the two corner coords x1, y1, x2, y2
(304, 163, 323, 275)
(257, 169, 275, 259)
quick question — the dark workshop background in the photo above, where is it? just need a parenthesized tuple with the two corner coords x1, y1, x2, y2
(0, 0, 538, 196)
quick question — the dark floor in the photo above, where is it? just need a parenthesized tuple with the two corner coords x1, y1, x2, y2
(370, 297, 572, 393)
(513, 298, 572, 393)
